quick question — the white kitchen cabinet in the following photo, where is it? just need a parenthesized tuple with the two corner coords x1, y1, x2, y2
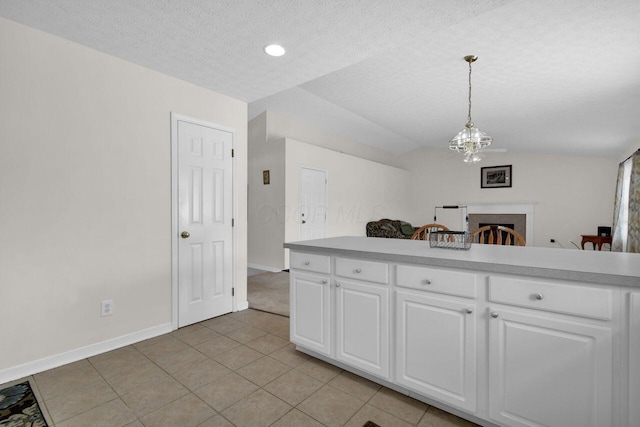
(628, 292, 640, 427)
(335, 257, 389, 284)
(290, 268, 331, 356)
(286, 238, 635, 427)
(396, 264, 477, 298)
(396, 290, 477, 412)
(488, 308, 613, 427)
(290, 251, 331, 275)
(335, 278, 390, 379)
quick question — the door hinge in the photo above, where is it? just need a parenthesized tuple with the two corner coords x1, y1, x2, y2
(231, 218, 235, 227)
(231, 148, 235, 157)
(232, 288, 235, 296)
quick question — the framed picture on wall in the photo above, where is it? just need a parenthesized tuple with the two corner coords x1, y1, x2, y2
(481, 165, 512, 188)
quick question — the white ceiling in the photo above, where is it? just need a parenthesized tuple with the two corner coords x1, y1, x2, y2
(1, 0, 638, 157)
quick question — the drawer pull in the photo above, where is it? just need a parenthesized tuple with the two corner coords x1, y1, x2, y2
(465, 308, 473, 314)
(336, 282, 341, 287)
(422, 279, 432, 285)
(304, 261, 310, 266)
(355, 268, 362, 273)
(534, 293, 544, 300)
(491, 312, 499, 318)
(321, 280, 327, 284)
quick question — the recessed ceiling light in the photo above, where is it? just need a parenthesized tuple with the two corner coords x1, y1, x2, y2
(264, 44, 286, 57)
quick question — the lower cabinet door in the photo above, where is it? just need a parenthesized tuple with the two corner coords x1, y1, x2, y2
(627, 292, 640, 427)
(335, 279, 389, 378)
(395, 291, 477, 412)
(290, 271, 331, 355)
(489, 307, 613, 427)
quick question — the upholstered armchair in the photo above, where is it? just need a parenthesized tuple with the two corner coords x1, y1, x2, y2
(366, 219, 417, 239)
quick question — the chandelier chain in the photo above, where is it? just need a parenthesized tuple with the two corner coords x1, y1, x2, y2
(467, 60, 472, 125)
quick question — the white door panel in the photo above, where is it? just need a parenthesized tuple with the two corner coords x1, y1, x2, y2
(300, 167, 327, 241)
(489, 308, 612, 427)
(335, 279, 389, 378)
(177, 118, 233, 327)
(290, 271, 331, 355)
(396, 291, 477, 412)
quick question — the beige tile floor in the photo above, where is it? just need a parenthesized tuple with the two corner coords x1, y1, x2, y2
(12, 309, 479, 427)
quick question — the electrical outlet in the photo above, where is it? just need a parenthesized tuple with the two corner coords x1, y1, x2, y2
(101, 300, 113, 317)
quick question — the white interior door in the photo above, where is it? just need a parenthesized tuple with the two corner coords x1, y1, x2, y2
(300, 167, 327, 241)
(176, 117, 233, 327)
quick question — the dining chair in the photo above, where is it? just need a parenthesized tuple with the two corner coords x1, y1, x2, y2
(411, 223, 450, 240)
(471, 225, 526, 246)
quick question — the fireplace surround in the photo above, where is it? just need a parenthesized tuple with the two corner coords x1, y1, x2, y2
(464, 203, 534, 246)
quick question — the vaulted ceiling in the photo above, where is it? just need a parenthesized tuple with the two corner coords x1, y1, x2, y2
(1, 0, 638, 157)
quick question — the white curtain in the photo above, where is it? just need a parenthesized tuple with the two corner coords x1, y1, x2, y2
(612, 150, 640, 253)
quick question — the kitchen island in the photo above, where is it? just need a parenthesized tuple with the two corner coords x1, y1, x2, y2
(284, 236, 640, 427)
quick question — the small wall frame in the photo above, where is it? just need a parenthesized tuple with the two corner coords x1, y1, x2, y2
(481, 165, 512, 188)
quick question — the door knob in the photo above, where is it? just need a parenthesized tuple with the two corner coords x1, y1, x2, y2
(181, 231, 190, 238)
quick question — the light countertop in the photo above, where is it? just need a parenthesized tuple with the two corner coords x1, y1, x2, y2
(284, 236, 640, 287)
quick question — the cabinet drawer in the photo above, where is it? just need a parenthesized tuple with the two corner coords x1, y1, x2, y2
(335, 257, 388, 284)
(396, 264, 477, 298)
(290, 252, 330, 275)
(489, 276, 612, 320)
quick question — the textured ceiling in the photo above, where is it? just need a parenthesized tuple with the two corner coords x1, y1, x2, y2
(1, 0, 639, 157)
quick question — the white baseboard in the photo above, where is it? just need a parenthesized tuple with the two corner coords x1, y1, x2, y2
(247, 263, 282, 273)
(0, 322, 173, 385)
(236, 300, 249, 311)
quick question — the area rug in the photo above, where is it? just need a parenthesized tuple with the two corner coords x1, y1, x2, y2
(247, 271, 290, 317)
(0, 378, 52, 427)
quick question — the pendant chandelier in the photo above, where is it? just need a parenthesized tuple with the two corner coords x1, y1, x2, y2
(448, 55, 493, 163)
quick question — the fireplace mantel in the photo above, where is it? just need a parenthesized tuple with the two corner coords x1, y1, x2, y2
(463, 203, 535, 246)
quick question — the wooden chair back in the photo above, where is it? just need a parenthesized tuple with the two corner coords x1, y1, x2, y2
(411, 223, 450, 240)
(471, 225, 526, 246)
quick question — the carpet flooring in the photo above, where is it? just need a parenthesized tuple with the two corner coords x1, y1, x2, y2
(247, 271, 290, 317)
